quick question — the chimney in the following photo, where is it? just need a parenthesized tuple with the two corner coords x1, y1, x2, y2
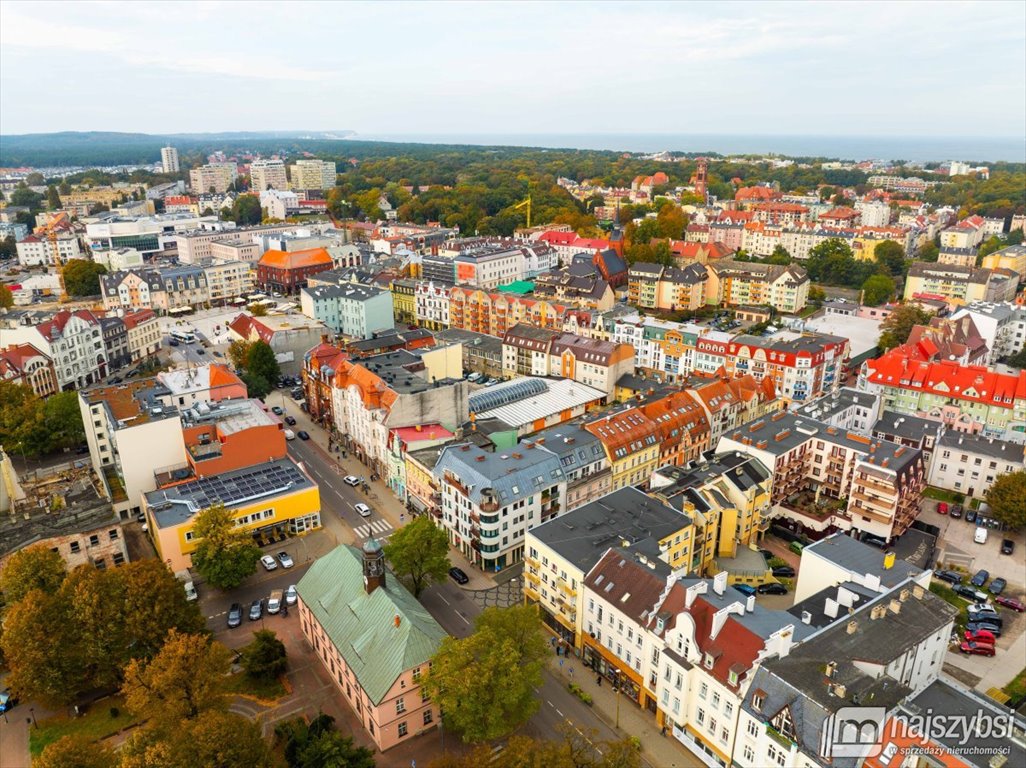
(846, 619, 858, 634)
(713, 572, 727, 595)
(801, 610, 812, 625)
(825, 661, 836, 678)
(888, 599, 901, 614)
(746, 594, 755, 612)
(362, 538, 386, 594)
(394, 614, 401, 628)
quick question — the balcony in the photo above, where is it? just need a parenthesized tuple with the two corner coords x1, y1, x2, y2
(557, 579, 577, 598)
(523, 583, 540, 601)
(524, 555, 539, 568)
(524, 570, 541, 585)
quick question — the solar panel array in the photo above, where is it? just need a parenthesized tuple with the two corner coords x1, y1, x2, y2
(180, 462, 307, 508)
(469, 378, 548, 413)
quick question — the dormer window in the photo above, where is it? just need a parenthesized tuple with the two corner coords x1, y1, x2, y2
(729, 669, 739, 686)
(753, 692, 764, 712)
(703, 653, 714, 670)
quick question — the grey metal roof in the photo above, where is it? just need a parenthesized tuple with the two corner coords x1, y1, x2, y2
(872, 409, 943, 441)
(532, 423, 605, 471)
(803, 532, 923, 587)
(935, 430, 1025, 461)
(434, 441, 564, 507)
(795, 387, 877, 422)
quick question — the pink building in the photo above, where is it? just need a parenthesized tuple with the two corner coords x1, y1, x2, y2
(296, 541, 446, 752)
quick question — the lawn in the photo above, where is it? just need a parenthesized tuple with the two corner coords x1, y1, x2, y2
(1004, 668, 1026, 703)
(923, 487, 963, 504)
(928, 581, 970, 630)
(224, 672, 288, 702)
(29, 695, 138, 756)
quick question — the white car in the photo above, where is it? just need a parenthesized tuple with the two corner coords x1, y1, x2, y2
(277, 551, 295, 569)
(355, 503, 372, 518)
(260, 554, 278, 571)
(285, 585, 298, 606)
(284, 429, 296, 441)
(343, 475, 361, 487)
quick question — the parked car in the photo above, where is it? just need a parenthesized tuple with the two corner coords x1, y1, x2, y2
(733, 584, 758, 597)
(169, 339, 179, 347)
(937, 502, 949, 515)
(0, 689, 18, 714)
(344, 475, 361, 487)
(285, 416, 297, 426)
(950, 504, 963, 519)
(271, 406, 284, 415)
(759, 549, 774, 561)
(953, 585, 988, 602)
(227, 602, 243, 628)
(934, 570, 962, 585)
(297, 431, 310, 440)
(267, 589, 283, 614)
(995, 596, 1026, 612)
(284, 429, 296, 441)
(277, 552, 294, 569)
(285, 585, 298, 606)
(758, 582, 789, 595)
(970, 570, 989, 587)
(195, 348, 205, 355)
(959, 641, 995, 657)
(771, 565, 795, 578)
(974, 527, 988, 545)
(988, 578, 1007, 595)
(968, 602, 997, 615)
(964, 629, 997, 644)
(965, 508, 978, 524)
(248, 599, 263, 621)
(1000, 539, 1015, 555)
(467, 372, 482, 382)
(260, 554, 278, 571)
(967, 611, 1003, 628)
(449, 567, 470, 585)
(355, 503, 372, 518)
(861, 534, 888, 548)
(966, 620, 1002, 637)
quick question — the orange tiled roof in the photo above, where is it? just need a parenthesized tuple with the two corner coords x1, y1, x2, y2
(258, 247, 332, 270)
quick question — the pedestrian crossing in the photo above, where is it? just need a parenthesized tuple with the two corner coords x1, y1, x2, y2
(354, 518, 393, 540)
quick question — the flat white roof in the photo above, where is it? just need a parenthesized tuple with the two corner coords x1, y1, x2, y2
(474, 377, 605, 427)
(802, 313, 882, 357)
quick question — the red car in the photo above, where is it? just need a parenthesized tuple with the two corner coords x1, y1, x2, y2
(995, 596, 1026, 612)
(959, 641, 995, 657)
(964, 629, 996, 644)
(937, 502, 949, 515)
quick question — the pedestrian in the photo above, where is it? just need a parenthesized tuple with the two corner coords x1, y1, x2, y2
(559, 658, 564, 669)
(596, 675, 602, 687)
(569, 666, 574, 679)
(661, 725, 667, 737)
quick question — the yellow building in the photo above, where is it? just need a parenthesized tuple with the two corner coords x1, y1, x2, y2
(524, 487, 696, 647)
(981, 244, 1026, 276)
(390, 279, 417, 324)
(143, 459, 321, 570)
(584, 407, 661, 490)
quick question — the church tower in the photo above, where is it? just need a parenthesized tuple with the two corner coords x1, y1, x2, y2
(362, 538, 386, 594)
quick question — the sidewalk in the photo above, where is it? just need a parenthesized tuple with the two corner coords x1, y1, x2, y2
(549, 657, 703, 768)
(279, 392, 497, 592)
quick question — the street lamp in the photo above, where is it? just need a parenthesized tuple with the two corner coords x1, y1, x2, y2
(613, 669, 622, 730)
(28, 707, 37, 729)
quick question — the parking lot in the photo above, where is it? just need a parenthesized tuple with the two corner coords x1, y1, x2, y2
(921, 501, 1022, 581)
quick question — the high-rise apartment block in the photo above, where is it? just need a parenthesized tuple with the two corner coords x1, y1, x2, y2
(160, 146, 180, 173)
(291, 159, 336, 190)
(250, 158, 289, 191)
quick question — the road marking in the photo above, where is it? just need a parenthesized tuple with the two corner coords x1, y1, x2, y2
(456, 611, 470, 625)
(438, 594, 451, 606)
(354, 519, 393, 538)
(546, 699, 554, 707)
(555, 708, 564, 718)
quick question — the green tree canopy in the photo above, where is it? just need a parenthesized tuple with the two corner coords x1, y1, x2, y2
(227, 339, 252, 370)
(916, 240, 940, 262)
(275, 713, 376, 768)
(47, 184, 62, 210)
(0, 235, 16, 261)
(62, 260, 108, 297)
(241, 629, 288, 680)
(230, 195, 262, 225)
(423, 605, 549, 743)
(121, 710, 276, 768)
(878, 304, 932, 351)
(984, 471, 1026, 530)
(654, 202, 687, 239)
(862, 273, 896, 306)
(806, 238, 880, 286)
(190, 502, 261, 589)
(0, 543, 66, 603)
(0, 284, 13, 309)
(246, 340, 281, 387)
(383, 515, 451, 596)
(873, 240, 907, 277)
(40, 391, 87, 452)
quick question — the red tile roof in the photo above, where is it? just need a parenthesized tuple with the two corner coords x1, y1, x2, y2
(865, 351, 1026, 409)
(258, 247, 332, 270)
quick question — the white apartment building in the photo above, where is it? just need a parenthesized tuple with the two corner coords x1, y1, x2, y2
(291, 159, 336, 190)
(160, 146, 180, 174)
(91, 247, 145, 271)
(414, 280, 451, 329)
(854, 200, 891, 228)
(951, 302, 1026, 363)
(189, 162, 238, 194)
(202, 260, 254, 305)
(928, 431, 1025, 499)
(260, 189, 299, 220)
(0, 310, 107, 390)
(16, 232, 87, 267)
(250, 159, 289, 192)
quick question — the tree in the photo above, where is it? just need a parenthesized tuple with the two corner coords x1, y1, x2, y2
(40, 391, 86, 452)
(1007, 229, 1024, 246)
(25, 172, 45, 185)
(0, 380, 46, 456)
(808, 285, 826, 306)
(423, 605, 548, 742)
(227, 339, 252, 370)
(426, 727, 641, 768)
(58, 180, 72, 195)
(47, 184, 62, 210)
(0, 284, 12, 309)
(916, 241, 940, 262)
(35, 735, 117, 768)
(873, 240, 907, 277)
(246, 340, 281, 386)
(241, 371, 271, 400)
(230, 195, 262, 225)
(877, 304, 931, 351)
(984, 471, 1026, 530)
(383, 516, 451, 596)
(977, 235, 1005, 259)
(190, 503, 262, 589)
(1005, 348, 1026, 368)
(62, 260, 108, 297)
(765, 245, 792, 265)
(654, 202, 686, 240)
(123, 630, 232, 729)
(861, 273, 896, 306)
(241, 629, 287, 679)
(250, 302, 269, 317)
(0, 543, 66, 604)
(0, 235, 16, 260)
(275, 714, 375, 768)
(121, 711, 275, 768)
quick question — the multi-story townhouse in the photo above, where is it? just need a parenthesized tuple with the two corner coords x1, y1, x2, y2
(525, 487, 695, 646)
(122, 308, 161, 362)
(718, 412, 926, 544)
(99, 316, 131, 371)
(904, 261, 1020, 305)
(301, 341, 348, 427)
(696, 333, 849, 404)
(531, 423, 611, 512)
(100, 267, 210, 313)
(16, 231, 87, 267)
(927, 430, 1025, 499)
(794, 386, 882, 436)
(750, 202, 810, 226)
(855, 199, 891, 227)
(433, 328, 503, 378)
(531, 266, 616, 310)
(705, 260, 810, 314)
(297, 543, 445, 753)
(384, 424, 454, 502)
(250, 158, 289, 191)
(939, 214, 987, 249)
(779, 226, 855, 261)
(389, 278, 418, 324)
(951, 301, 1026, 363)
(937, 246, 978, 267)
(0, 343, 59, 398)
(640, 391, 712, 469)
(301, 283, 395, 340)
(859, 351, 1026, 442)
(202, 259, 254, 305)
(175, 222, 302, 263)
(256, 247, 335, 294)
(189, 162, 238, 194)
(534, 230, 611, 265)
(434, 441, 566, 571)
(611, 314, 710, 382)
(870, 409, 944, 467)
(735, 581, 956, 768)
(628, 262, 709, 311)
(413, 280, 452, 331)
(817, 206, 861, 229)
(0, 310, 106, 389)
(649, 451, 772, 566)
(584, 407, 661, 490)
(448, 286, 569, 338)
(290, 159, 336, 190)
(685, 378, 743, 445)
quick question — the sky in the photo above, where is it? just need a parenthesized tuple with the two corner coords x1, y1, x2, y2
(1, 0, 1024, 139)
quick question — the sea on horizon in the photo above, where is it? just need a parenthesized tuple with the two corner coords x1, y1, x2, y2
(356, 131, 1025, 165)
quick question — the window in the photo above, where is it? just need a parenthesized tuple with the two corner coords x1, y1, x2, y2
(70, 541, 80, 553)
(697, 708, 705, 725)
(398, 721, 408, 737)
(743, 745, 755, 763)
(700, 682, 708, 699)
(109, 529, 119, 540)
(720, 727, 729, 744)
(412, 667, 421, 683)
(89, 534, 100, 547)
(423, 710, 433, 725)
(747, 720, 759, 737)
(112, 552, 125, 566)
(752, 692, 764, 711)
(396, 698, 406, 714)
(724, 702, 733, 719)
(712, 692, 720, 709)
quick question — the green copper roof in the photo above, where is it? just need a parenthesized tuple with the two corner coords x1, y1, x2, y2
(296, 545, 447, 704)
(496, 280, 535, 293)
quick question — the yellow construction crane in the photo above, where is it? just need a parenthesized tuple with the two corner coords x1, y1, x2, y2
(34, 215, 70, 302)
(512, 195, 531, 229)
